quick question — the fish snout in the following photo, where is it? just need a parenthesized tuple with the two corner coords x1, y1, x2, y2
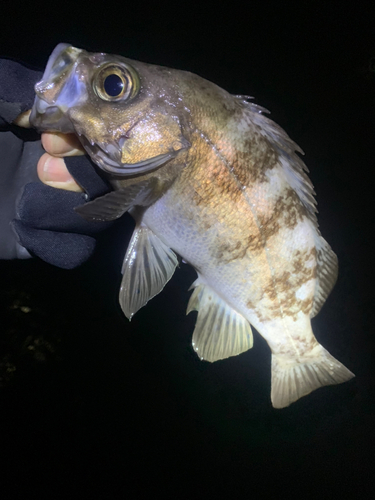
(30, 45, 86, 133)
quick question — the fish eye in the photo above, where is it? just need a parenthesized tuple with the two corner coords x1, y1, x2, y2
(104, 74, 124, 97)
(93, 63, 139, 102)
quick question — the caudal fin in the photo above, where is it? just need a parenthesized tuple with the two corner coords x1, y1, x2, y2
(271, 346, 355, 409)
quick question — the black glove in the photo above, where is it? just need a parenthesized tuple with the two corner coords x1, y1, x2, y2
(0, 58, 113, 268)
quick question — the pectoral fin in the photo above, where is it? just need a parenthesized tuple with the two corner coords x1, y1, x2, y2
(187, 282, 253, 362)
(75, 178, 159, 221)
(119, 224, 178, 319)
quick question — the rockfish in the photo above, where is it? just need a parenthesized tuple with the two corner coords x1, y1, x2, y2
(30, 43, 354, 408)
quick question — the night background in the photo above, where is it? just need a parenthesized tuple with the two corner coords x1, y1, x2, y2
(0, 2, 374, 497)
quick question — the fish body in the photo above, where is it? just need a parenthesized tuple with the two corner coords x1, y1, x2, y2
(30, 44, 354, 408)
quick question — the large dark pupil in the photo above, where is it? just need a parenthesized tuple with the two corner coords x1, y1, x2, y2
(104, 74, 124, 97)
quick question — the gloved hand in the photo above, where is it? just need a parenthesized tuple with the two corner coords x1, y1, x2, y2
(0, 58, 113, 268)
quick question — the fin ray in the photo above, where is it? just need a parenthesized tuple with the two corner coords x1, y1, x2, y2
(238, 98, 318, 226)
(187, 283, 253, 362)
(311, 236, 338, 317)
(75, 179, 159, 221)
(119, 224, 178, 319)
(271, 345, 354, 408)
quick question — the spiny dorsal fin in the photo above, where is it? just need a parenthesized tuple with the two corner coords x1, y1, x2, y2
(119, 224, 178, 319)
(237, 96, 318, 227)
(187, 282, 253, 362)
(310, 235, 338, 317)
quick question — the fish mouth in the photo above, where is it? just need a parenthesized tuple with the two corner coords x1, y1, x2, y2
(30, 100, 75, 133)
(79, 135, 179, 175)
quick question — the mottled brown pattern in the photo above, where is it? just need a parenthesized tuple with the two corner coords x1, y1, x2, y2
(212, 167, 244, 205)
(263, 271, 292, 302)
(214, 231, 267, 264)
(246, 297, 257, 311)
(283, 190, 307, 229)
(215, 240, 247, 263)
(292, 248, 317, 286)
(274, 335, 319, 357)
(260, 247, 317, 320)
(187, 133, 244, 210)
(259, 187, 305, 242)
(185, 135, 301, 267)
(233, 136, 280, 186)
(189, 155, 308, 267)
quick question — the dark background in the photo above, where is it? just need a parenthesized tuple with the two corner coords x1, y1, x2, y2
(1, 1, 374, 497)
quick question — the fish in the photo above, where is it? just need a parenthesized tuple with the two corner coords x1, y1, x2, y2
(30, 43, 354, 408)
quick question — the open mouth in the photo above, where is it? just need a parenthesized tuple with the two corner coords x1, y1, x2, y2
(79, 135, 179, 175)
(30, 102, 75, 133)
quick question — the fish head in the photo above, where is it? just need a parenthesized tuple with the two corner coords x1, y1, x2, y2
(30, 43, 191, 176)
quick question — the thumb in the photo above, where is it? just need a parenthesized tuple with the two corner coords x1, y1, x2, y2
(37, 153, 83, 192)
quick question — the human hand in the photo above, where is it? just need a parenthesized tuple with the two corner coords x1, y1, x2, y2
(0, 57, 113, 267)
(13, 131, 113, 269)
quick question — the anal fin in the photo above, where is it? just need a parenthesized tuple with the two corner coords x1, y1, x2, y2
(187, 283, 253, 362)
(119, 224, 178, 319)
(271, 344, 355, 408)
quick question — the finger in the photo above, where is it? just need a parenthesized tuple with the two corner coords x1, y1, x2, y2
(37, 153, 83, 192)
(12, 109, 32, 128)
(41, 132, 85, 157)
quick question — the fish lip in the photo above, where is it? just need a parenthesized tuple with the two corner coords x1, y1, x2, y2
(102, 152, 178, 175)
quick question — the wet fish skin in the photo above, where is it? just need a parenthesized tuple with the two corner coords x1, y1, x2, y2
(30, 44, 354, 408)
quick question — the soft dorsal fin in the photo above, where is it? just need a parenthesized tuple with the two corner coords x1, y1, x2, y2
(75, 178, 159, 221)
(119, 224, 178, 319)
(187, 281, 253, 362)
(236, 97, 339, 316)
(310, 235, 338, 317)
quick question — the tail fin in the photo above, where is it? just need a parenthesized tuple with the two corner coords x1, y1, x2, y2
(271, 345, 355, 408)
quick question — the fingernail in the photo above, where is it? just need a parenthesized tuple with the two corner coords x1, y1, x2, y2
(42, 156, 83, 192)
(43, 157, 74, 183)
